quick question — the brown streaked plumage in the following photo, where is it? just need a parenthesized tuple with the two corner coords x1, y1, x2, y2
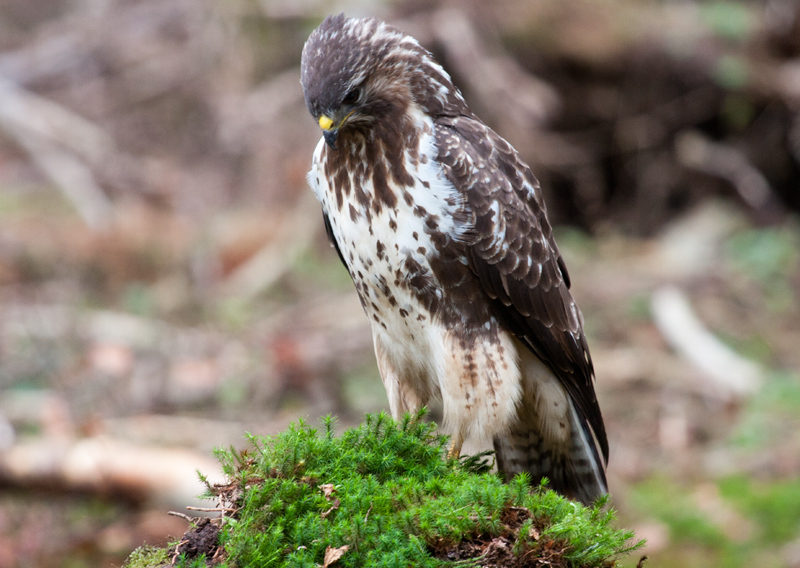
(301, 14, 608, 504)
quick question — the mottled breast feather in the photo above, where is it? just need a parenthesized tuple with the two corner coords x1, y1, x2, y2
(434, 115, 609, 466)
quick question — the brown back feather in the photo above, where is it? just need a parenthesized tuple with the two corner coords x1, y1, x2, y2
(434, 115, 609, 466)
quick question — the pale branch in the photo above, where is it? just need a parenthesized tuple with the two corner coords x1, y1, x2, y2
(651, 285, 763, 400)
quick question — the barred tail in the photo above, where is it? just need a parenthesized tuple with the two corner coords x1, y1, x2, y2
(493, 398, 607, 506)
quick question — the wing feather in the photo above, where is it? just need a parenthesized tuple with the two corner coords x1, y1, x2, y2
(435, 115, 608, 465)
(322, 210, 348, 268)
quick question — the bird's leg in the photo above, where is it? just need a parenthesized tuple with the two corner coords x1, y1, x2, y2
(446, 433, 463, 461)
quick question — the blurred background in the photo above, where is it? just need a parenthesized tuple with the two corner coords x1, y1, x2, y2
(0, 0, 798, 566)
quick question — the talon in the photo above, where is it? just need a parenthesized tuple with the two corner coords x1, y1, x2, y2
(446, 436, 463, 461)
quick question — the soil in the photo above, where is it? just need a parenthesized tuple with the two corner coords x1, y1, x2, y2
(171, 518, 222, 565)
(428, 506, 580, 568)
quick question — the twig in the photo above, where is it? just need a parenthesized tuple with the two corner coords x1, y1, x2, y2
(168, 511, 196, 522)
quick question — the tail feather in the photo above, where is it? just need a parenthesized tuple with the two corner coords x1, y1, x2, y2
(493, 399, 607, 505)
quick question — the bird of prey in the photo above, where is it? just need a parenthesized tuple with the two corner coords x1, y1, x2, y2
(301, 14, 608, 504)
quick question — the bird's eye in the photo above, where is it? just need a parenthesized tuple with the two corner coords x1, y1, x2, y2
(342, 88, 360, 105)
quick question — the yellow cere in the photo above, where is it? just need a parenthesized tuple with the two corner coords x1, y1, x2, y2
(318, 115, 334, 130)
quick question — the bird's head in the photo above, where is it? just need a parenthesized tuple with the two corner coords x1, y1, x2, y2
(300, 14, 467, 150)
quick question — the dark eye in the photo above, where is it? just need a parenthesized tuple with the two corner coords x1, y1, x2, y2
(342, 88, 360, 105)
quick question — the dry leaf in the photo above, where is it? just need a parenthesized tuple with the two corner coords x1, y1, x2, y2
(320, 483, 336, 499)
(322, 544, 349, 567)
(321, 497, 340, 519)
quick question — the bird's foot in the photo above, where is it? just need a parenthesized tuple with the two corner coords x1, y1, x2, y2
(446, 436, 463, 461)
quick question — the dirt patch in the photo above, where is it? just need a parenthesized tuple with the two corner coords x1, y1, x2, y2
(431, 532, 575, 567)
(171, 518, 222, 565)
(428, 506, 587, 568)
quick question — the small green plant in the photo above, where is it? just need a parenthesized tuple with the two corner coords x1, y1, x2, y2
(123, 544, 170, 568)
(127, 411, 642, 567)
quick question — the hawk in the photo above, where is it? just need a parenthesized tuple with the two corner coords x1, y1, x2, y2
(301, 14, 608, 504)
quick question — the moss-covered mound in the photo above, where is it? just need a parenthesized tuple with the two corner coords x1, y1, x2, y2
(125, 411, 642, 567)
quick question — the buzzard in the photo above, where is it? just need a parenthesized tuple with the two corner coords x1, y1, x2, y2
(301, 14, 608, 504)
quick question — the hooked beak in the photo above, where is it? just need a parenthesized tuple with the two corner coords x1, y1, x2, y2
(318, 114, 339, 150)
(322, 128, 339, 149)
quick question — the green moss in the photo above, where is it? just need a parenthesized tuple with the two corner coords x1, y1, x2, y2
(128, 411, 642, 567)
(123, 545, 169, 568)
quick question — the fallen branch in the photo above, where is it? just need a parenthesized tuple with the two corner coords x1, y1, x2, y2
(650, 285, 763, 400)
(0, 434, 224, 509)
